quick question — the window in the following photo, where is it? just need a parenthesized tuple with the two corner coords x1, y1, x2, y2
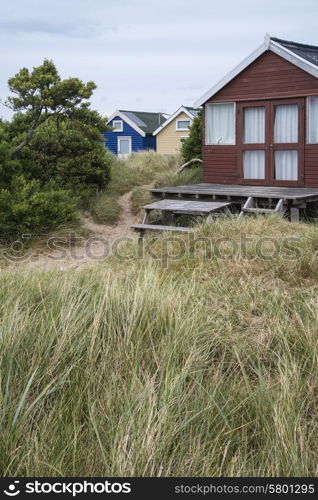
(117, 137, 131, 157)
(307, 96, 318, 144)
(243, 151, 265, 179)
(205, 102, 235, 145)
(274, 104, 298, 143)
(243, 107, 265, 143)
(113, 120, 123, 132)
(176, 119, 191, 131)
(275, 151, 298, 181)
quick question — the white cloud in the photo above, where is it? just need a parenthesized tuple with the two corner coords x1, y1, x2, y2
(1, 0, 318, 120)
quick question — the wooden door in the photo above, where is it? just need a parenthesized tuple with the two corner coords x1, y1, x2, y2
(270, 98, 304, 187)
(237, 99, 304, 186)
(237, 101, 271, 185)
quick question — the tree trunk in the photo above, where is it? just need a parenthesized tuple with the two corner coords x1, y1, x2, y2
(10, 110, 43, 158)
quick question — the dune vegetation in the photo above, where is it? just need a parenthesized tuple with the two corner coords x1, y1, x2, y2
(1, 215, 318, 476)
(88, 151, 202, 224)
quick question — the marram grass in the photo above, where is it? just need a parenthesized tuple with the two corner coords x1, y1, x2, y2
(1, 216, 318, 476)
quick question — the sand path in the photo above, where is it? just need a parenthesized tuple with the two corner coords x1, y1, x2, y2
(16, 190, 142, 270)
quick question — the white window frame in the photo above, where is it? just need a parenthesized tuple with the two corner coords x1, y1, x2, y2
(205, 102, 236, 145)
(113, 120, 123, 132)
(306, 96, 318, 144)
(117, 136, 132, 157)
(176, 118, 191, 131)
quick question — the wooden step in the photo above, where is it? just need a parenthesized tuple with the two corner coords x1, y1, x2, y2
(131, 224, 196, 233)
(239, 197, 284, 218)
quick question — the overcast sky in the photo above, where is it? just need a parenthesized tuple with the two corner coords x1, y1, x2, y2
(1, 0, 318, 120)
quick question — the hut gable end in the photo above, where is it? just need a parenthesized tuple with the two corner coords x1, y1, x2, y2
(210, 51, 318, 103)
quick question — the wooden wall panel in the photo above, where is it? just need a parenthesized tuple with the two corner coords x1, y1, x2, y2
(209, 51, 318, 102)
(203, 147, 237, 183)
(305, 147, 318, 187)
(203, 146, 318, 187)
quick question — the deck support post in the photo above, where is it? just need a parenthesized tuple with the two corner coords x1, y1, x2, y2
(142, 210, 150, 224)
(138, 230, 145, 244)
(207, 213, 213, 222)
(290, 207, 300, 222)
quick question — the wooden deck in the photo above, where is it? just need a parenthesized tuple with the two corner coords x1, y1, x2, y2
(151, 183, 318, 203)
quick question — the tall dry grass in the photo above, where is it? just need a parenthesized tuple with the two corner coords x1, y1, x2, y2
(1, 216, 318, 476)
(108, 150, 182, 195)
(89, 151, 201, 223)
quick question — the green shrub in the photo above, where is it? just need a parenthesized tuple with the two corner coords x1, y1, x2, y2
(0, 122, 23, 188)
(0, 176, 78, 239)
(0, 62, 113, 242)
(181, 110, 202, 162)
(19, 118, 112, 191)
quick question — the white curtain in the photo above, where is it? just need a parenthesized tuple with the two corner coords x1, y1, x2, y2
(274, 104, 298, 143)
(243, 151, 265, 179)
(307, 96, 318, 144)
(244, 107, 265, 143)
(275, 151, 298, 181)
(206, 103, 235, 145)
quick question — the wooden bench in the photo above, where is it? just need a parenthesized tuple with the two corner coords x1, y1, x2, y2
(142, 199, 231, 216)
(131, 224, 196, 233)
(131, 199, 232, 240)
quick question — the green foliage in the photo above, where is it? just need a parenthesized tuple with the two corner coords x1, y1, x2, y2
(0, 121, 23, 187)
(7, 59, 97, 156)
(0, 60, 112, 240)
(181, 110, 202, 162)
(7, 60, 95, 112)
(19, 117, 111, 191)
(0, 176, 77, 239)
